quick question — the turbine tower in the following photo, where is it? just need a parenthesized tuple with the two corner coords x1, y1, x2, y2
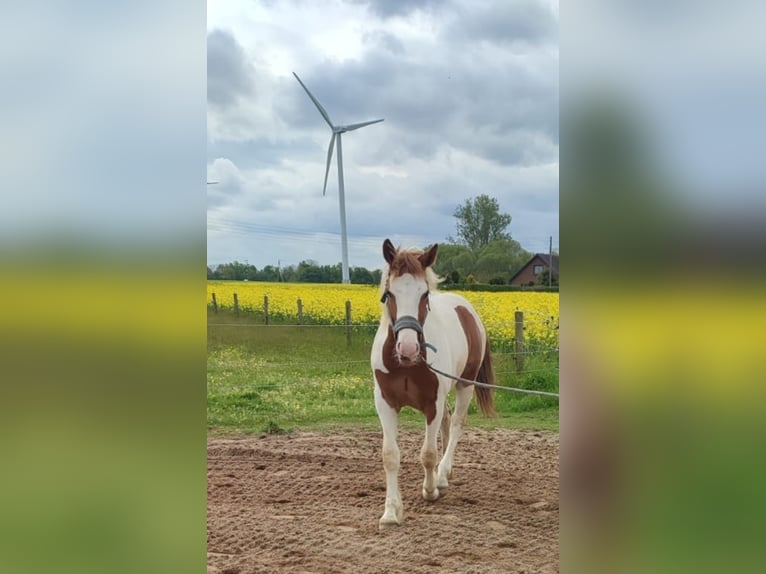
(293, 72, 383, 284)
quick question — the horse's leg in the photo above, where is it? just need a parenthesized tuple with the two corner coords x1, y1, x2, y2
(421, 397, 445, 501)
(437, 382, 474, 490)
(375, 387, 403, 529)
(439, 401, 452, 458)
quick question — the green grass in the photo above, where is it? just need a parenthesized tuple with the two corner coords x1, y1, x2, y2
(208, 310, 558, 434)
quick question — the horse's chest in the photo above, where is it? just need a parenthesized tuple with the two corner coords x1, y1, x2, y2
(374, 366, 439, 423)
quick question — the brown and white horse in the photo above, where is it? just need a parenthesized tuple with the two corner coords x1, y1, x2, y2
(371, 238, 495, 529)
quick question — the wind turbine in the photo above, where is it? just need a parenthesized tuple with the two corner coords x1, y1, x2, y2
(293, 72, 384, 284)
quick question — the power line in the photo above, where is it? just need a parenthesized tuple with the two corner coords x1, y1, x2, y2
(208, 224, 385, 249)
(208, 217, 430, 249)
(209, 215, 559, 254)
(208, 216, 387, 239)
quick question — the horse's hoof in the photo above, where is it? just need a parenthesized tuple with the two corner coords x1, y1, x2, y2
(379, 516, 402, 530)
(422, 487, 440, 501)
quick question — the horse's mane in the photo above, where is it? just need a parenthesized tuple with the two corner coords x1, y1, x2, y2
(378, 247, 442, 299)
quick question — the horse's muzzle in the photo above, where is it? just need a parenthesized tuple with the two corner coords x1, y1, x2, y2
(395, 339, 420, 365)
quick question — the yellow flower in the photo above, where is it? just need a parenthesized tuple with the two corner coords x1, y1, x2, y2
(207, 281, 558, 344)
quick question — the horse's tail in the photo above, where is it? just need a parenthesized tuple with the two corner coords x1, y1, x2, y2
(475, 335, 497, 417)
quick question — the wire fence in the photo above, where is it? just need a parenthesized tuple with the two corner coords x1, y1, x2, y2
(207, 290, 559, 396)
(208, 291, 558, 327)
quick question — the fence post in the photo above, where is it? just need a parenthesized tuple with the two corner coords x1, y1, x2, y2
(297, 298, 303, 324)
(345, 300, 352, 346)
(264, 295, 270, 325)
(211, 292, 218, 313)
(233, 293, 239, 317)
(514, 310, 525, 373)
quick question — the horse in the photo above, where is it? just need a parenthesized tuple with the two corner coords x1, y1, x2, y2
(370, 238, 496, 529)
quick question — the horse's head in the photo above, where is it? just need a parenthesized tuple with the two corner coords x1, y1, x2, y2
(380, 238, 439, 367)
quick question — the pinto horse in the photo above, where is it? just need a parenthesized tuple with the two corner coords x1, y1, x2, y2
(371, 238, 495, 528)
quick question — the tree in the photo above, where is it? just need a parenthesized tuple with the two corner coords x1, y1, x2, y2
(537, 268, 558, 287)
(280, 264, 298, 283)
(256, 265, 280, 282)
(350, 266, 375, 284)
(451, 194, 512, 250)
(296, 260, 324, 283)
(215, 260, 257, 281)
(473, 239, 530, 283)
(207, 259, 380, 284)
(432, 244, 474, 281)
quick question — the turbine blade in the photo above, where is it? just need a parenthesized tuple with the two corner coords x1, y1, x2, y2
(293, 72, 334, 128)
(342, 118, 385, 132)
(323, 133, 336, 196)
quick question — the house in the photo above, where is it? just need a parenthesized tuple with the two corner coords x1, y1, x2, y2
(509, 253, 559, 286)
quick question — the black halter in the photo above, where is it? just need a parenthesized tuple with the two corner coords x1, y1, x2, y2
(381, 289, 430, 338)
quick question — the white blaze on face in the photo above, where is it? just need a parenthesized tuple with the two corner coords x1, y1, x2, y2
(389, 273, 427, 362)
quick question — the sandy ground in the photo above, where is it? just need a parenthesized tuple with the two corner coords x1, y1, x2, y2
(208, 427, 559, 574)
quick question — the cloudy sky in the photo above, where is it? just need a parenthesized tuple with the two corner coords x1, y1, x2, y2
(207, 0, 559, 270)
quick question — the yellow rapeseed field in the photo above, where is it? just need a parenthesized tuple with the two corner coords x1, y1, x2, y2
(207, 281, 558, 344)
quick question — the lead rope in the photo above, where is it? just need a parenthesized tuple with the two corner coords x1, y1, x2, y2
(420, 343, 560, 399)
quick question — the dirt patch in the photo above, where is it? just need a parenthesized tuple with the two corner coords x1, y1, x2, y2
(208, 428, 559, 574)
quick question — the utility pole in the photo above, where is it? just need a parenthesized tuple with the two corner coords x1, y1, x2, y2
(548, 236, 553, 287)
(278, 259, 282, 282)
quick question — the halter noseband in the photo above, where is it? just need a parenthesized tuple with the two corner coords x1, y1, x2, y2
(392, 314, 423, 339)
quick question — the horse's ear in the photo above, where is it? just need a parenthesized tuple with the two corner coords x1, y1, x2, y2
(419, 243, 438, 268)
(383, 239, 396, 264)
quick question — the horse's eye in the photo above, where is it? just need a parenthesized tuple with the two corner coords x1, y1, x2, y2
(381, 291, 390, 303)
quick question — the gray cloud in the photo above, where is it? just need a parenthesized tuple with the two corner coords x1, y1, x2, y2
(270, 1, 558, 168)
(447, 0, 558, 46)
(207, 29, 254, 109)
(350, 0, 445, 18)
(361, 30, 405, 54)
(207, 136, 318, 170)
(206, 158, 246, 208)
(282, 45, 557, 167)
